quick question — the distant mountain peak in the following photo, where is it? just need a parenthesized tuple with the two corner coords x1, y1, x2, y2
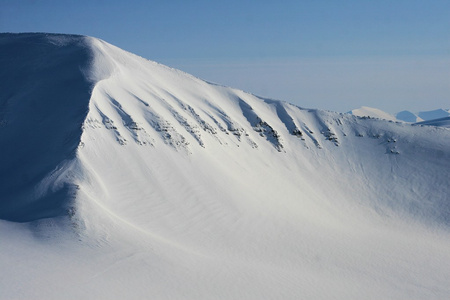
(396, 110, 423, 123)
(418, 108, 450, 121)
(396, 108, 450, 124)
(347, 106, 397, 121)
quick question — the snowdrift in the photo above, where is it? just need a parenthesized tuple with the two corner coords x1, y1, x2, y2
(1, 33, 450, 300)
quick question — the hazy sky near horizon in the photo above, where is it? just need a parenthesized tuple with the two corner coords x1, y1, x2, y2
(1, 0, 449, 113)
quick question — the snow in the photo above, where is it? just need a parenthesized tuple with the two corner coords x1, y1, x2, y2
(0, 33, 92, 221)
(1, 33, 450, 300)
(418, 109, 450, 121)
(415, 116, 450, 128)
(396, 110, 424, 122)
(397, 109, 450, 124)
(347, 106, 397, 121)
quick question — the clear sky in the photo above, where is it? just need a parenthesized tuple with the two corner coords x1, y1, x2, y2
(1, 0, 449, 113)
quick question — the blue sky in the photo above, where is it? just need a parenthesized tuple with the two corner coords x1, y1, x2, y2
(1, 0, 449, 113)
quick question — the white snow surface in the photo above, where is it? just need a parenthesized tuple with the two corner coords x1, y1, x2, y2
(1, 33, 450, 300)
(348, 106, 397, 121)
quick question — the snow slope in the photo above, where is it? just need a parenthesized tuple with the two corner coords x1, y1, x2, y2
(348, 106, 397, 121)
(1, 33, 450, 300)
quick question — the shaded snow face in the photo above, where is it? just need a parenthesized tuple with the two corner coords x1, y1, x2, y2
(0, 33, 93, 222)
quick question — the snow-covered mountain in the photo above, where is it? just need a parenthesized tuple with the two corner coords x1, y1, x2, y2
(418, 108, 450, 121)
(1, 33, 450, 300)
(396, 110, 424, 122)
(348, 107, 450, 126)
(415, 116, 450, 128)
(347, 106, 397, 121)
(396, 109, 450, 123)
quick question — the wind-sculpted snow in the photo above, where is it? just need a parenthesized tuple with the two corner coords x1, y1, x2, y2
(1, 33, 450, 300)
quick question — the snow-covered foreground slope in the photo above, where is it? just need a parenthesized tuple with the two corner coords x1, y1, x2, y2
(1, 33, 450, 300)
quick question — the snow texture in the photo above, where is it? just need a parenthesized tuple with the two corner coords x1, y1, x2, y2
(1, 33, 450, 300)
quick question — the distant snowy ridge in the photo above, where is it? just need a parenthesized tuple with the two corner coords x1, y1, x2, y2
(396, 110, 424, 122)
(396, 108, 450, 123)
(418, 108, 450, 121)
(347, 106, 397, 121)
(348, 106, 450, 126)
(415, 116, 450, 128)
(1, 33, 450, 300)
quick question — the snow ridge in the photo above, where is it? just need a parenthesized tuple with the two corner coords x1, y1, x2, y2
(1, 33, 450, 300)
